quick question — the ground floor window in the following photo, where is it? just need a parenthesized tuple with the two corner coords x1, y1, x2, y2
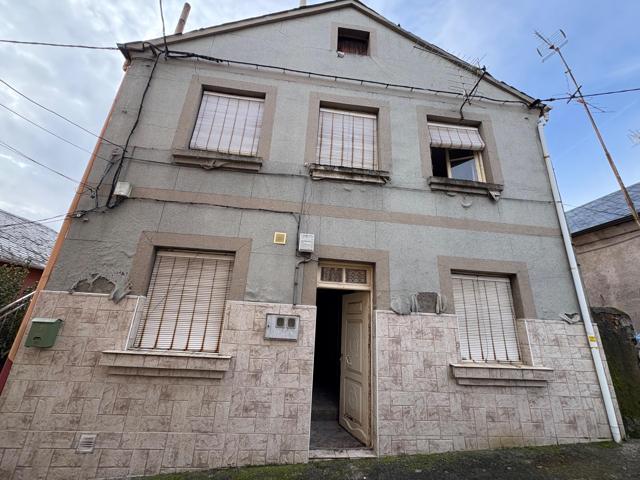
(452, 273, 520, 362)
(133, 250, 234, 352)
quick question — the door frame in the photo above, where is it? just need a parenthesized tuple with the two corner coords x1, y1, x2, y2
(313, 260, 374, 449)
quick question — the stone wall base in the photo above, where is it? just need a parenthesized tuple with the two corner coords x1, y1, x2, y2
(0, 291, 316, 479)
(375, 311, 622, 455)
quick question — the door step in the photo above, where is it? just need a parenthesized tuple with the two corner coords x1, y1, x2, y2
(309, 448, 376, 460)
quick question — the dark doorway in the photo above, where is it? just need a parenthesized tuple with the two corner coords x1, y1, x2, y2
(310, 289, 364, 449)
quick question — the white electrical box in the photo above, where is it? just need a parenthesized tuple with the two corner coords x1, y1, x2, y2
(114, 181, 132, 198)
(298, 233, 315, 253)
(264, 314, 300, 341)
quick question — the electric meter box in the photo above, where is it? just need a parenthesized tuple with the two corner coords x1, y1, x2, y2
(264, 314, 300, 341)
(25, 318, 62, 348)
(298, 233, 315, 253)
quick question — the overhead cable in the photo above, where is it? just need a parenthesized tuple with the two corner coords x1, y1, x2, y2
(104, 54, 160, 208)
(0, 102, 114, 163)
(0, 139, 94, 193)
(0, 207, 98, 230)
(0, 39, 118, 50)
(0, 77, 124, 149)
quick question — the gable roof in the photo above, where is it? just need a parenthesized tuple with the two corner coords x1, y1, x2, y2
(0, 209, 58, 269)
(121, 0, 536, 105)
(566, 182, 640, 235)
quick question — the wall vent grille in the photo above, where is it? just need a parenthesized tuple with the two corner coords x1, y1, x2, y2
(77, 434, 97, 454)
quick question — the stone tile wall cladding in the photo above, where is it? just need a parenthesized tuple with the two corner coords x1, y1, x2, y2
(0, 292, 622, 479)
(375, 311, 621, 455)
(0, 291, 316, 479)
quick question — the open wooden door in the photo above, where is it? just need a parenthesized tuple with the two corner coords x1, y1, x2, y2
(339, 291, 370, 446)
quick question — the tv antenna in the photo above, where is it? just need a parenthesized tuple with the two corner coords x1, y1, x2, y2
(535, 29, 640, 229)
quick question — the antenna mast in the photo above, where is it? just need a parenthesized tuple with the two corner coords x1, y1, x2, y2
(535, 29, 640, 229)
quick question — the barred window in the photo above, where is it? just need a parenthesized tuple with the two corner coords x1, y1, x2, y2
(316, 108, 378, 170)
(133, 250, 233, 352)
(190, 92, 264, 156)
(452, 274, 520, 362)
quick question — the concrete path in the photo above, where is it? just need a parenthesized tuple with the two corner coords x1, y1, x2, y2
(145, 441, 640, 479)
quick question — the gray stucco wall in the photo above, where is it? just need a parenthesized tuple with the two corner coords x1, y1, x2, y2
(46, 7, 579, 319)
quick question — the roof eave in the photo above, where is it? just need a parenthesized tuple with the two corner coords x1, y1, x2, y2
(119, 0, 537, 105)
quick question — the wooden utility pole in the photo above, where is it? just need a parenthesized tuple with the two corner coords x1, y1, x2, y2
(536, 30, 640, 229)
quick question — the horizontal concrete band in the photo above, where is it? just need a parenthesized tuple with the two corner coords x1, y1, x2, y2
(131, 187, 560, 238)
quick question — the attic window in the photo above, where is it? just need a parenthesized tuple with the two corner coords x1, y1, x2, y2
(337, 28, 369, 55)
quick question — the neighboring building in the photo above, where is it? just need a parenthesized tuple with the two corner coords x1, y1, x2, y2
(567, 182, 640, 330)
(0, 1, 623, 478)
(0, 209, 57, 290)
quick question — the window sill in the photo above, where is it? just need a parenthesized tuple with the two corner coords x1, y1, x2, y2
(450, 363, 554, 387)
(99, 349, 232, 379)
(428, 176, 503, 197)
(172, 148, 262, 172)
(308, 163, 390, 184)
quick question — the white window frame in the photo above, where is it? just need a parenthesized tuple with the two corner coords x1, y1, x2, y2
(445, 150, 486, 183)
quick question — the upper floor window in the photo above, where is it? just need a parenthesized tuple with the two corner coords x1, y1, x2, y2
(133, 250, 234, 352)
(316, 107, 378, 170)
(190, 91, 264, 157)
(337, 27, 370, 55)
(452, 273, 520, 363)
(429, 122, 486, 182)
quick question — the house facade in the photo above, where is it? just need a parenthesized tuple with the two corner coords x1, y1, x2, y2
(567, 182, 640, 331)
(0, 1, 623, 478)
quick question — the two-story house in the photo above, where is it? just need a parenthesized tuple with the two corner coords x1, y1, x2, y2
(0, 1, 624, 478)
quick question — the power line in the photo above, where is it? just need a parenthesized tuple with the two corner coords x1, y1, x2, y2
(0, 210, 95, 231)
(0, 102, 115, 162)
(1, 38, 639, 106)
(164, 49, 532, 106)
(535, 30, 640, 229)
(0, 213, 68, 230)
(0, 77, 124, 149)
(0, 39, 118, 50)
(0, 139, 94, 193)
(104, 54, 160, 208)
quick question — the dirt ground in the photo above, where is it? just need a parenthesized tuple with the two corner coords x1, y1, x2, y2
(144, 440, 640, 480)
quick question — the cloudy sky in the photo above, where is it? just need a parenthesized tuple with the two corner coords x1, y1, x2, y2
(1, 0, 639, 231)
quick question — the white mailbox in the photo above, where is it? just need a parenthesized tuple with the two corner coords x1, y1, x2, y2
(265, 314, 300, 341)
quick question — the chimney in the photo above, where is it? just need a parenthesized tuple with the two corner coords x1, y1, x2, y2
(300, 1, 307, 6)
(174, 3, 191, 34)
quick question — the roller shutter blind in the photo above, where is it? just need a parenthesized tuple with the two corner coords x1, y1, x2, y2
(190, 92, 264, 156)
(133, 250, 233, 352)
(452, 274, 520, 362)
(316, 108, 378, 170)
(428, 122, 485, 151)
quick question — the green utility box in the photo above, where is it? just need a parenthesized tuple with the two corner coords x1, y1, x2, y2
(25, 318, 63, 348)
